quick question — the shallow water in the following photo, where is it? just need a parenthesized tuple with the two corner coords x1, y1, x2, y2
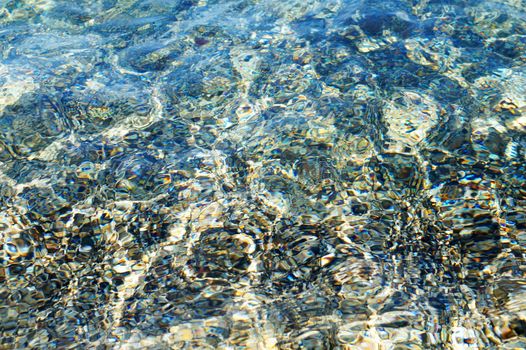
(1, 0, 526, 349)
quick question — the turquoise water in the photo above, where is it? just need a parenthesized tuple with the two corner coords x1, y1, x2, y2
(1, 0, 526, 349)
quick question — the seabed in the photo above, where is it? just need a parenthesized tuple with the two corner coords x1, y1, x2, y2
(1, 0, 526, 349)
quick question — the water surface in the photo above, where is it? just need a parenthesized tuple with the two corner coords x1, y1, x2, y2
(1, 0, 526, 349)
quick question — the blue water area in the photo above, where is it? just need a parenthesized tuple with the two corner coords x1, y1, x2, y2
(0, 0, 526, 349)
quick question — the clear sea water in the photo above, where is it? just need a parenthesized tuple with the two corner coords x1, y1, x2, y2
(1, 0, 526, 349)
